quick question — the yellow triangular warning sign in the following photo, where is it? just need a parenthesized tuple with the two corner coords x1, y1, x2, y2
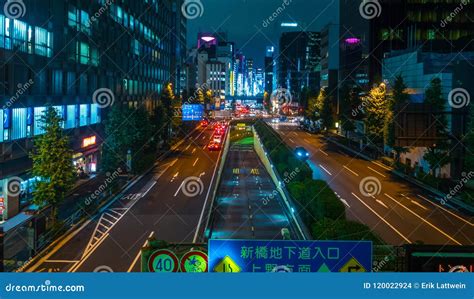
(213, 256, 241, 273)
(339, 257, 366, 272)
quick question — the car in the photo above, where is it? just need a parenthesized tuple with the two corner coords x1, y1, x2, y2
(200, 119, 209, 127)
(213, 135, 223, 144)
(294, 146, 310, 160)
(208, 142, 221, 151)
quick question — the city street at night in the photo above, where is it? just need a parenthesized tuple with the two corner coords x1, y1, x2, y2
(0, 0, 473, 298)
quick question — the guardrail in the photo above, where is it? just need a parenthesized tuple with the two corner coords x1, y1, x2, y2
(202, 126, 231, 241)
(252, 126, 311, 240)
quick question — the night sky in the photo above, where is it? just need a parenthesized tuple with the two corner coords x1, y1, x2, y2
(187, 0, 338, 67)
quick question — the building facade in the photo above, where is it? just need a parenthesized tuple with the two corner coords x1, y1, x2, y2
(383, 50, 474, 178)
(0, 0, 180, 219)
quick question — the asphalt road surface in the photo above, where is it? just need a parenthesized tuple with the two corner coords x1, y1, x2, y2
(270, 121, 474, 246)
(26, 126, 222, 273)
(209, 140, 299, 240)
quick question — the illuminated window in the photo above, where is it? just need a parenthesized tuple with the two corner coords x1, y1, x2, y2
(34, 107, 46, 136)
(65, 105, 76, 129)
(35, 26, 52, 57)
(79, 104, 88, 126)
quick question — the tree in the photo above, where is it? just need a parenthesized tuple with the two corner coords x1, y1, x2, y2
(316, 88, 333, 131)
(423, 78, 450, 177)
(102, 105, 153, 173)
(385, 75, 409, 149)
(339, 86, 357, 137)
(364, 83, 387, 146)
(30, 107, 75, 226)
(160, 82, 175, 143)
(465, 105, 474, 171)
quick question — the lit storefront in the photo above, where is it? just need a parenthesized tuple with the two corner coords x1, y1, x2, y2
(73, 135, 99, 176)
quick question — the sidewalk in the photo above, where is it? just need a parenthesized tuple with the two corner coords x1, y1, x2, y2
(324, 134, 474, 215)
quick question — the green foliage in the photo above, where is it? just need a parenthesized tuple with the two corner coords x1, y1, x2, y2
(102, 105, 153, 173)
(254, 120, 381, 243)
(315, 88, 333, 130)
(312, 218, 384, 245)
(364, 83, 387, 145)
(465, 105, 474, 171)
(385, 75, 409, 147)
(423, 78, 450, 176)
(30, 107, 75, 223)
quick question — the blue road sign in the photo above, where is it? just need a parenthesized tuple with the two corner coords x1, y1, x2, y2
(209, 239, 372, 273)
(182, 104, 204, 121)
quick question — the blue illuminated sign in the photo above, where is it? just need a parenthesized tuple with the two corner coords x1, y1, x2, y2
(3, 109, 11, 129)
(182, 104, 204, 121)
(209, 239, 372, 273)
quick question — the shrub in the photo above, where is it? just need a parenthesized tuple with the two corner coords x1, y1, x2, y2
(312, 218, 384, 245)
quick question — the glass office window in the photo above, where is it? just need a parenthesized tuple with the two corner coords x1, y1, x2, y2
(11, 108, 27, 140)
(34, 107, 45, 136)
(12, 19, 27, 52)
(77, 41, 89, 65)
(65, 105, 76, 129)
(90, 104, 100, 124)
(79, 104, 88, 126)
(52, 70, 63, 94)
(0, 109, 3, 143)
(53, 106, 64, 128)
(35, 26, 52, 57)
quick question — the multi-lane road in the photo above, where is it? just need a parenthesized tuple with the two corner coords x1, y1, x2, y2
(209, 140, 300, 240)
(270, 121, 474, 246)
(26, 126, 222, 273)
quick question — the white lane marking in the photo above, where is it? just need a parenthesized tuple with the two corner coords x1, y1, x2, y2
(319, 149, 329, 156)
(202, 136, 206, 140)
(185, 144, 191, 151)
(192, 148, 196, 154)
(170, 172, 179, 182)
(319, 164, 332, 176)
(351, 193, 411, 244)
(411, 200, 428, 211)
(371, 161, 392, 171)
(367, 166, 386, 178)
(340, 198, 350, 208)
(142, 181, 157, 197)
(127, 231, 154, 272)
(192, 138, 225, 243)
(417, 194, 473, 226)
(174, 181, 184, 197)
(289, 138, 295, 144)
(376, 199, 388, 209)
(68, 233, 109, 272)
(343, 165, 359, 177)
(384, 193, 462, 245)
(193, 158, 199, 167)
(304, 138, 311, 143)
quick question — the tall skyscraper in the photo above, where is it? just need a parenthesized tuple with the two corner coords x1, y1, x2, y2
(278, 31, 321, 101)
